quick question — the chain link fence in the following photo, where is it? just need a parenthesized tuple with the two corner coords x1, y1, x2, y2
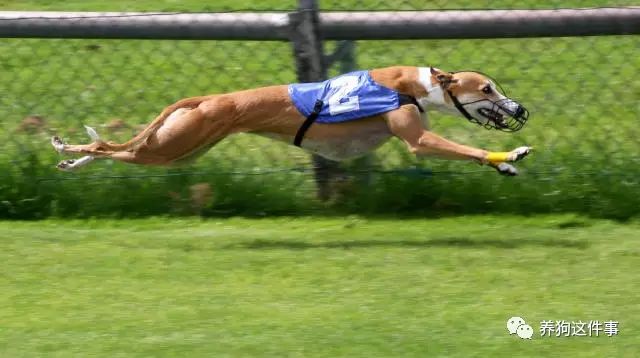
(6, 1, 633, 11)
(1, 1, 639, 219)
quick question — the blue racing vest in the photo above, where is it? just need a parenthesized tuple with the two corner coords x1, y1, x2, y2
(288, 70, 403, 124)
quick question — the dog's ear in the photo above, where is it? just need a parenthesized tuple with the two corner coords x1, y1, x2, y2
(430, 67, 458, 89)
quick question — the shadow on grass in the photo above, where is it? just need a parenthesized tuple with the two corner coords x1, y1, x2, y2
(223, 236, 589, 251)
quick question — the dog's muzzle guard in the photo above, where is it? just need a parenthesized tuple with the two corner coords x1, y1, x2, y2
(447, 91, 529, 132)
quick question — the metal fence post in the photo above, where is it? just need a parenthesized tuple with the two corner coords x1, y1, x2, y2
(289, 0, 339, 201)
(336, 40, 356, 74)
(334, 41, 373, 187)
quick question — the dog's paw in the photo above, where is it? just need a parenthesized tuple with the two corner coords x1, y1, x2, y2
(494, 162, 518, 176)
(508, 146, 532, 162)
(51, 136, 65, 153)
(56, 159, 75, 171)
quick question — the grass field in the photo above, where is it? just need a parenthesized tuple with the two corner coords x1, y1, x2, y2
(1, 216, 638, 357)
(0, 0, 638, 218)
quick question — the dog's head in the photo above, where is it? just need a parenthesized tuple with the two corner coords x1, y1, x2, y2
(420, 67, 529, 132)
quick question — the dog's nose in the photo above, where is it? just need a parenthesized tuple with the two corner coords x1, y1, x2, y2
(514, 105, 525, 118)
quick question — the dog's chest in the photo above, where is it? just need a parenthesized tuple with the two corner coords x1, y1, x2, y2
(256, 124, 392, 161)
(302, 130, 392, 161)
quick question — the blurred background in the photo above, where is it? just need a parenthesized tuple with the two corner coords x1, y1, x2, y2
(0, 0, 638, 219)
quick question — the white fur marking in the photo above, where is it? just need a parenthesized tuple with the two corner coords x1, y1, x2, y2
(51, 136, 65, 153)
(417, 67, 447, 108)
(70, 155, 94, 168)
(84, 125, 100, 141)
(496, 162, 518, 176)
(57, 155, 94, 171)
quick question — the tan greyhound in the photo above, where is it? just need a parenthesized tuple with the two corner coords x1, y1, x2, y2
(51, 66, 532, 175)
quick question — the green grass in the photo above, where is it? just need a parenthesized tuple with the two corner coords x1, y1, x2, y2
(0, 216, 638, 357)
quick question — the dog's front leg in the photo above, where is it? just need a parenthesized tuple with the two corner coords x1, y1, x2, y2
(415, 131, 532, 164)
(415, 133, 530, 175)
(386, 107, 531, 174)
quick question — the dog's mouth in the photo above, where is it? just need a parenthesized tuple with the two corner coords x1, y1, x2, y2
(448, 91, 529, 132)
(477, 108, 508, 128)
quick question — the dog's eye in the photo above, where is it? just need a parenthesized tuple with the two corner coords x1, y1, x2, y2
(482, 85, 492, 94)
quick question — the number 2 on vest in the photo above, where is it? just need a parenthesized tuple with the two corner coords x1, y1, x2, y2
(327, 76, 360, 115)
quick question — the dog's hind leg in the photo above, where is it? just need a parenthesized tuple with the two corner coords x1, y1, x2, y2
(51, 96, 236, 169)
(111, 100, 236, 165)
(51, 128, 113, 171)
(51, 128, 115, 157)
(51, 96, 212, 159)
(56, 155, 95, 171)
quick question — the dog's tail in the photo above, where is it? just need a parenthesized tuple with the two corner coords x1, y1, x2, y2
(102, 96, 211, 151)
